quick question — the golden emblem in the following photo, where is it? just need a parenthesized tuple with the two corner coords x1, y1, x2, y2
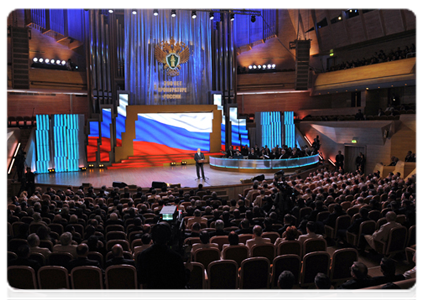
(155, 38, 190, 77)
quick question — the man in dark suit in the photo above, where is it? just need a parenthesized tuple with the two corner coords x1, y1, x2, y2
(194, 148, 206, 180)
(105, 244, 135, 269)
(226, 145, 235, 158)
(67, 243, 101, 273)
(335, 151, 345, 172)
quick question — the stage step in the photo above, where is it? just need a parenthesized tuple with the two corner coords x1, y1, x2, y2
(107, 152, 222, 170)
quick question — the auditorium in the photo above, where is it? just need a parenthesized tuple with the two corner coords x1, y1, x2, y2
(6, 7, 416, 295)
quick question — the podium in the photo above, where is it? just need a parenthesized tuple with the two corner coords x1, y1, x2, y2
(197, 159, 205, 163)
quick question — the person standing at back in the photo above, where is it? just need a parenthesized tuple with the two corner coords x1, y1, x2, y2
(137, 222, 187, 289)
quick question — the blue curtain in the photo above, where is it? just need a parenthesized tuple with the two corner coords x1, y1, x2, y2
(124, 9, 212, 105)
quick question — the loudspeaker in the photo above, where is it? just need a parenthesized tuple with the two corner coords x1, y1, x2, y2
(113, 181, 128, 188)
(252, 174, 265, 182)
(152, 181, 167, 189)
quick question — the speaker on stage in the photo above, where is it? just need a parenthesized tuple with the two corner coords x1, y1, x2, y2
(252, 174, 265, 182)
(113, 181, 128, 188)
(152, 181, 167, 189)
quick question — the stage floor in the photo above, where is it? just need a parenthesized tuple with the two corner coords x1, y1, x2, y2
(34, 164, 291, 189)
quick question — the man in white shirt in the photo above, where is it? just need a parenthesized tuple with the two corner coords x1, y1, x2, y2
(297, 221, 324, 246)
(246, 225, 271, 255)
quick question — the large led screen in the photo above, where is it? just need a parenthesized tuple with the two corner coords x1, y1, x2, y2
(133, 113, 213, 156)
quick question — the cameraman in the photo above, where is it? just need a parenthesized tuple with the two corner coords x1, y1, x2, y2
(137, 222, 187, 300)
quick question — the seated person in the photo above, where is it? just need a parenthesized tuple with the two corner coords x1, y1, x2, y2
(266, 271, 303, 300)
(245, 225, 271, 255)
(133, 234, 153, 258)
(105, 243, 136, 268)
(404, 249, 420, 279)
(337, 261, 372, 289)
(233, 150, 244, 159)
(297, 221, 324, 246)
(381, 282, 404, 300)
(315, 273, 332, 289)
(367, 258, 405, 286)
(191, 231, 219, 252)
(222, 231, 244, 250)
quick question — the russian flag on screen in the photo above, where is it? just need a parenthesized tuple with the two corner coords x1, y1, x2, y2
(133, 113, 213, 155)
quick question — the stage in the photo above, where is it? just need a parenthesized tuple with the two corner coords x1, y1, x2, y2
(33, 164, 294, 189)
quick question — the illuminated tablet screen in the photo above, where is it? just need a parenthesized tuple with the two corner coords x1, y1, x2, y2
(133, 113, 213, 155)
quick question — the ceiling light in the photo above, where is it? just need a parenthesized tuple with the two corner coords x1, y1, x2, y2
(61, 60, 66, 65)
(230, 13, 234, 21)
(108, 9, 114, 13)
(50, 59, 55, 64)
(171, 10, 176, 17)
(272, 64, 276, 69)
(257, 65, 261, 69)
(209, 12, 214, 20)
(45, 58, 50, 64)
(262, 64, 266, 69)
(191, 11, 197, 19)
(33, 57, 38, 63)
(153, 9, 158, 16)
(132, 10, 137, 15)
(248, 65, 252, 69)
(39, 58, 43, 63)
(253, 65, 257, 69)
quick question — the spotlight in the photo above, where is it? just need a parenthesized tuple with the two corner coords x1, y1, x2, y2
(98, 164, 104, 168)
(253, 65, 257, 69)
(75, 66, 79, 70)
(39, 58, 43, 63)
(51, 59, 55, 64)
(272, 64, 276, 69)
(132, 10, 137, 15)
(251, 15, 256, 23)
(171, 10, 176, 17)
(108, 9, 114, 14)
(257, 65, 261, 69)
(181, 161, 187, 165)
(56, 60, 61, 65)
(48, 168, 55, 173)
(61, 60, 66, 65)
(88, 164, 95, 168)
(79, 167, 87, 171)
(262, 64, 266, 69)
(267, 64, 271, 69)
(230, 13, 234, 21)
(33, 57, 38, 63)
(338, 15, 342, 20)
(170, 162, 176, 166)
(248, 65, 252, 69)
(191, 11, 196, 19)
(153, 9, 158, 16)
(45, 58, 50, 64)
(209, 12, 214, 20)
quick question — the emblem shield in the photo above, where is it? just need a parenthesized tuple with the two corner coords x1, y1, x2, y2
(166, 53, 180, 70)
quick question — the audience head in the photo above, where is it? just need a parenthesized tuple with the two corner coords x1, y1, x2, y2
(285, 226, 298, 240)
(350, 261, 368, 280)
(76, 243, 89, 257)
(227, 231, 239, 246)
(380, 258, 396, 276)
(306, 221, 316, 233)
(215, 219, 224, 231)
(386, 211, 397, 222)
(278, 270, 295, 289)
(314, 273, 331, 289)
(27, 233, 40, 247)
(252, 225, 263, 237)
(199, 231, 210, 244)
(111, 244, 124, 258)
(381, 282, 404, 300)
(59, 232, 73, 246)
(141, 233, 152, 245)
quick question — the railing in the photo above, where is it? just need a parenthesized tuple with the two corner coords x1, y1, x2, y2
(209, 154, 319, 170)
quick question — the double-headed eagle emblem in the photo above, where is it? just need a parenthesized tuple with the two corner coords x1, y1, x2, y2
(155, 38, 190, 77)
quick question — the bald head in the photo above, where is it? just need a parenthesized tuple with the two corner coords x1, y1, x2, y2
(111, 244, 123, 258)
(386, 211, 397, 222)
